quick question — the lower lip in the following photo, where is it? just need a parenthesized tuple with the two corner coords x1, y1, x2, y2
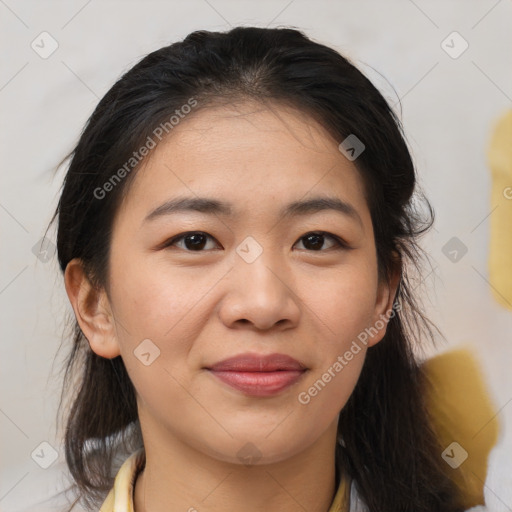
(208, 370, 306, 397)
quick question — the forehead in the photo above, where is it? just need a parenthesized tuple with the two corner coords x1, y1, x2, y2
(115, 101, 370, 226)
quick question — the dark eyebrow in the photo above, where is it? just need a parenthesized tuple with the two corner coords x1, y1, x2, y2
(143, 195, 364, 230)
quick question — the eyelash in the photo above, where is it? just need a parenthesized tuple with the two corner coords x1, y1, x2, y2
(162, 231, 350, 253)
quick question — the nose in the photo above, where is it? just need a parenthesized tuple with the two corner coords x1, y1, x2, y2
(218, 252, 301, 331)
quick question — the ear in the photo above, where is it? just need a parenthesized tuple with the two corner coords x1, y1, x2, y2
(366, 253, 402, 348)
(64, 258, 121, 359)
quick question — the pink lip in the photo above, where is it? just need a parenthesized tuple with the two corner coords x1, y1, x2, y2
(205, 353, 308, 397)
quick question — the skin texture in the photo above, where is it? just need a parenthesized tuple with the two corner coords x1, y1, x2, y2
(64, 100, 400, 512)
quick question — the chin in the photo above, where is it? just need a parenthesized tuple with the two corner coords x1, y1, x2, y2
(198, 435, 307, 467)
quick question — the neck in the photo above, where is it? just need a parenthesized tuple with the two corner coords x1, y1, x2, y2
(133, 417, 340, 512)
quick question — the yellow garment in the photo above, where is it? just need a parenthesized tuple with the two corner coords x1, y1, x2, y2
(99, 348, 498, 511)
(99, 448, 350, 511)
(488, 109, 512, 310)
(99, 448, 142, 512)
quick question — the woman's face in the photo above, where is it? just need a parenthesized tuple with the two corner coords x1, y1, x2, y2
(77, 101, 397, 465)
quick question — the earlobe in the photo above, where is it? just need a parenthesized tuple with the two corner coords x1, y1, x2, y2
(64, 258, 121, 359)
(367, 260, 402, 348)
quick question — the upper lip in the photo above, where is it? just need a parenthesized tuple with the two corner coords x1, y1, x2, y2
(206, 352, 307, 372)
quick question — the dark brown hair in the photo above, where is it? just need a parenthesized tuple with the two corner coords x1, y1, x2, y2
(46, 26, 464, 511)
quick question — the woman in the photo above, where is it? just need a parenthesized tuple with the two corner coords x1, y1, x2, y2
(47, 26, 467, 511)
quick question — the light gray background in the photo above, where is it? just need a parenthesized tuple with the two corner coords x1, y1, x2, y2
(1, 1, 511, 510)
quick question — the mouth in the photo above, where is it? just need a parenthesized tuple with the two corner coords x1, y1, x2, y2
(205, 352, 308, 397)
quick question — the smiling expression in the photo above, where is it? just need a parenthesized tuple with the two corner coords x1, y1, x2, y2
(81, 99, 395, 465)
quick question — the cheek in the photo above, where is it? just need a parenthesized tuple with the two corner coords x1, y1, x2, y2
(295, 317, 369, 423)
(305, 261, 378, 340)
(296, 263, 377, 408)
(109, 251, 208, 339)
(108, 255, 213, 398)
(299, 352, 366, 415)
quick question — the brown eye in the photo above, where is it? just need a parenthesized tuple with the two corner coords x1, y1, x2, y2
(294, 232, 348, 251)
(164, 232, 219, 251)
